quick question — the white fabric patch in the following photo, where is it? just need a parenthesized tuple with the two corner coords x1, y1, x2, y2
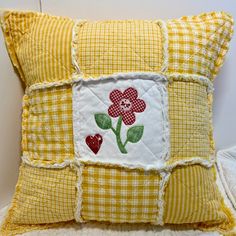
(73, 73, 169, 170)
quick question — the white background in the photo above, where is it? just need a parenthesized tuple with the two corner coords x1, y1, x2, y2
(0, 0, 235, 208)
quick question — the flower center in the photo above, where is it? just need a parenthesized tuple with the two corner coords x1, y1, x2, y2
(119, 98, 132, 112)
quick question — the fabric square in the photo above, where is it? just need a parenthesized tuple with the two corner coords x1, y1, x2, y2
(22, 85, 74, 166)
(4, 164, 77, 225)
(81, 164, 160, 223)
(74, 20, 164, 78)
(168, 80, 211, 161)
(73, 73, 169, 170)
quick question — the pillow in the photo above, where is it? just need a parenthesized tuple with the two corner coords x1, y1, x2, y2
(0, 9, 235, 235)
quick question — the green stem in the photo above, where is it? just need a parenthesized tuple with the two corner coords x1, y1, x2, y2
(124, 139, 128, 147)
(115, 116, 128, 154)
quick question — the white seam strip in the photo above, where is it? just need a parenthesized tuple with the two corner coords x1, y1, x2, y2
(159, 84, 170, 161)
(74, 162, 85, 222)
(71, 19, 87, 78)
(25, 72, 167, 93)
(156, 20, 168, 73)
(25, 72, 213, 94)
(167, 73, 214, 93)
(157, 171, 171, 225)
(21, 155, 74, 168)
(21, 154, 215, 171)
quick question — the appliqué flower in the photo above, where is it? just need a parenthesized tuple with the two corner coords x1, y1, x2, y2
(94, 87, 146, 154)
(108, 87, 146, 125)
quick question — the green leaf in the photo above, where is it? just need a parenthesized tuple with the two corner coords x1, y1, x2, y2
(126, 125, 144, 143)
(95, 113, 112, 130)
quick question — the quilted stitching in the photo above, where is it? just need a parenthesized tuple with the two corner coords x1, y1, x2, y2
(0, 10, 235, 235)
(73, 75, 169, 169)
(164, 165, 226, 224)
(76, 20, 163, 77)
(2, 11, 75, 86)
(9, 164, 77, 224)
(167, 12, 234, 80)
(167, 81, 211, 162)
(82, 164, 159, 223)
(24, 85, 74, 165)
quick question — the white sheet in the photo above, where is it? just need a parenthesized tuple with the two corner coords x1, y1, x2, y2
(217, 146, 236, 209)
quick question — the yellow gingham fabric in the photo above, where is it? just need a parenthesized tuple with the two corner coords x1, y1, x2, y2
(24, 85, 74, 165)
(0, 9, 235, 235)
(167, 12, 234, 80)
(82, 164, 159, 223)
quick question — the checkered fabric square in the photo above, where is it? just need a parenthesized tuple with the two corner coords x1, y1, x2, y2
(9, 163, 77, 224)
(76, 20, 163, 78)
(168, 80, 210, 162)
(167, 12, 233, 80)
(25, 85, 74, 165)
(82, 164, 160, 223)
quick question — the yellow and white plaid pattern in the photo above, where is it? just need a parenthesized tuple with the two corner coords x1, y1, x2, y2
(167, 12, 234, 80)
(168, 80, 210, 162)
(76, 20, 163, 78)
(82, 164, 159, 223)
(25, 85, 74, 165)
(10, 163, 77, 224)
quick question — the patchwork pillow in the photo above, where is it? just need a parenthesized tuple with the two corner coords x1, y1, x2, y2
(0, 9, 235, 235)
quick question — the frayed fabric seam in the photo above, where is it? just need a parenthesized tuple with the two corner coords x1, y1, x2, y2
(74, 162, 85, 223)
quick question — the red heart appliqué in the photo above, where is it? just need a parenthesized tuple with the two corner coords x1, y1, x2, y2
(85, 134, 103, 154)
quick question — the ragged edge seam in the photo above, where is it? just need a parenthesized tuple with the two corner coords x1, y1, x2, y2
(156, 171, 171, 225)
(76, 156, 215, 173)
(208, 94, 215, 155)
(71, 19, 87, 79)
(26, 72, 168, 94)
(24, 72, 213, 94)
(156, 20, 168, 73)
(74, 161, 85, 223)
(21, 95, 29, 156)
(21, 155, 74, 168)
(167, 73, 214, 93)
(157, 84, 170, 161)
(21, 154, 215, 171)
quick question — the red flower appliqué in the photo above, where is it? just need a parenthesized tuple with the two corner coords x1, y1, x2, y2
(108, 87, 146, 125)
